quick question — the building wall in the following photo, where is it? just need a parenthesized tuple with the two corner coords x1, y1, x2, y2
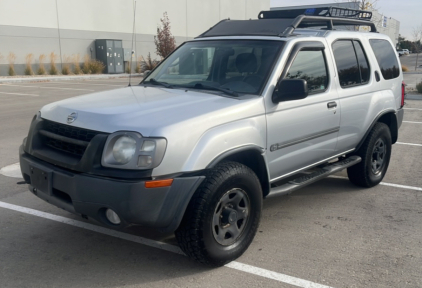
(0, 0, 269, 75)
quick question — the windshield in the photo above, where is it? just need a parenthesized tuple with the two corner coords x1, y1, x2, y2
(142, 40, 284, 95)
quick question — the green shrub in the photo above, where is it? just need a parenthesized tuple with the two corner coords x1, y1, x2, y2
(140, 53, 159, 73)
(135, 57, 142, 73)
(24, 54, 34, 75)
(88, 60, 105, 74)
(37, 54, 46, 75)
(416, 81, 422, 93)
(7, 52, 16, 76)
(62, 65, 70, 75)
(8, 66, 15, 76)
(61, 55, 71, 75)
(73, 54, 81, 74)
(49, 52, 58, 75)
(82, 55, 91, 74)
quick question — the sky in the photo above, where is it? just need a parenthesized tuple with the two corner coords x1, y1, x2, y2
(270, 0, 422, 40)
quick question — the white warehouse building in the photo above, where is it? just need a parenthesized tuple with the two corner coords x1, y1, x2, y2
(0, 0, 269, 75)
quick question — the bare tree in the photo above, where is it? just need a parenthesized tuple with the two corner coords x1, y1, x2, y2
(412, 24, 422, 71)
(154, 12, 176, 59)
(336, 0, 379, 10)
(335, 0, 380, 31)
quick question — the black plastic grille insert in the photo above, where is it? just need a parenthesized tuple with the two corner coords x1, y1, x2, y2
(41, 120, 102, 158)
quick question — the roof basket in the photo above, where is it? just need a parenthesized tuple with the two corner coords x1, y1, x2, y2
(258, 6, 372, 21)
(196, 6, 377, 39)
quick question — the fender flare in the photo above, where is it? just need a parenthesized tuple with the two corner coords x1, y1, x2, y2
(355, 109, 398, 151)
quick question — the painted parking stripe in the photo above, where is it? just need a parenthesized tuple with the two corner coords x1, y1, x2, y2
(2, 84, 94, 92)
(43, 81, 124, 87)
(403, 121, 422, 124)
(330, 175, 422, 191)
(396, 142, 422, 147)
(0, 201, 334, 288)
(0, 91, 39, 96)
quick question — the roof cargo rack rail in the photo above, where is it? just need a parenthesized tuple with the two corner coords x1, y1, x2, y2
(258, 6, 376, 37)
(258, 6, 372, 21)
(195, 6, 376, 39)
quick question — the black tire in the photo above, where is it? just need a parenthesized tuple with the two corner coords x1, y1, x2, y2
(175, 161, 262, 266)
(347, 122, 392, 187)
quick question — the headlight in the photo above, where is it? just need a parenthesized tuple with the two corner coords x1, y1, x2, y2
(101, 131, 167, 170)
(112, 136, 137, 164)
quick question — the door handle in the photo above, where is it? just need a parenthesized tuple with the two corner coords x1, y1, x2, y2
(327, 101, 337, 109)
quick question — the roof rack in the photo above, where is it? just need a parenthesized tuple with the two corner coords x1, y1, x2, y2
(259, 6, 376, 37)
(196, 6, 377, 39)
(258, 6, 372, 21)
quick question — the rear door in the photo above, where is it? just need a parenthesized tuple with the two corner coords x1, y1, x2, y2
(265, 40, 341, 182)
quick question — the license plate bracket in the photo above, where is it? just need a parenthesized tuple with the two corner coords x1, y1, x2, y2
(30, 165, 52, 195)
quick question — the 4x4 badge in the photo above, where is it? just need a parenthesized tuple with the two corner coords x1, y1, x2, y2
(67, 112, 78, 124)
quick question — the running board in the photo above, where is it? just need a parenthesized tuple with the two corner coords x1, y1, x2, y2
(268, 156, 361, 197)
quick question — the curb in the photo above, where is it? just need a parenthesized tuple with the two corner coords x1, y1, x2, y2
(405, 94, 422, 100)
(0, 74, 143, 84)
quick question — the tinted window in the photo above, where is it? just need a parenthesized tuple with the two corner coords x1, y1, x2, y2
(332, 40, 360, 87)
(353, 41, 370, 84)
(144, 40, 284, 95)
(369, 39, 400, 80)
(286, 50, 328, 94)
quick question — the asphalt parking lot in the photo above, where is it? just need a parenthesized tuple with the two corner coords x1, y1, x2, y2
(0, 78, 421, 288)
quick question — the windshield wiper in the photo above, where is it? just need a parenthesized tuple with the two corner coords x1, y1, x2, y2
(148, 78, 173, 88)
(192, 83, 238, 97)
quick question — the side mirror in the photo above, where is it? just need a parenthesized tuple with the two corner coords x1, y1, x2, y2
(272, 79, 308, 103)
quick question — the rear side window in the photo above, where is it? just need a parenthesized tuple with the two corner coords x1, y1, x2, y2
(353, 41, 370, 84)
(285, 50, 328, 94)
(369, 39, 400, 80)
(332, 40, 370, 88)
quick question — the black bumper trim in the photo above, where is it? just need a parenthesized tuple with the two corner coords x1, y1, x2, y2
(20, 149, 205, 233)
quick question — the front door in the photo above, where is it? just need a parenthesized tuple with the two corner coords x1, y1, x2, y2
(265, 41, 340, 182)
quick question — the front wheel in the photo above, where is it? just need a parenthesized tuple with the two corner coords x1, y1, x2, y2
(347, 122, 392, 187)
(175, 161, 262, 266)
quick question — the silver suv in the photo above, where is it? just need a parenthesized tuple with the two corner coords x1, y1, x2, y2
(19, 7, 405, 266)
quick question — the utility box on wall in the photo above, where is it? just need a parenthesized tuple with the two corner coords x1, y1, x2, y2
(95, 39, 124, 74)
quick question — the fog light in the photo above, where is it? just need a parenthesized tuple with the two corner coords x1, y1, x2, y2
(105, 208, 121, 225)
(138, 155, 153, 167)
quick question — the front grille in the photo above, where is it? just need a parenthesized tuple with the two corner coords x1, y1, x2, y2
(40, 120, 103, 158)
(44, 120, 99, 142)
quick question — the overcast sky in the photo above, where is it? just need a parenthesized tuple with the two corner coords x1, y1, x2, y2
(270, 0, 422, 40)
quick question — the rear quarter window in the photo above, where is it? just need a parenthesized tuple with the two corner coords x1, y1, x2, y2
(369, 39, 400, 80)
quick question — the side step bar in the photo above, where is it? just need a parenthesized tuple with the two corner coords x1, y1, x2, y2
(268, 155, 361, 197)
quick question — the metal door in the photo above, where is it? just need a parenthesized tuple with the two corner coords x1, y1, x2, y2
(265, 41, 341, 182)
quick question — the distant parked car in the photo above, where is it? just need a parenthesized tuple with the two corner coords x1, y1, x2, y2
(397, 49, 410, 56)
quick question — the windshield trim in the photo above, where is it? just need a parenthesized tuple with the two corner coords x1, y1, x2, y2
(140, 39, 286, 97)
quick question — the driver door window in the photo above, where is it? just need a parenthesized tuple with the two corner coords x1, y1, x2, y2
(286, 50, 328, 94)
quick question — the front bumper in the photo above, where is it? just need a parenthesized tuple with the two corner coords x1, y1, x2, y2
(19, 146, 204, 233)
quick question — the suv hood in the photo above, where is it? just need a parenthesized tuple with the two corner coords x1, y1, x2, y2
(40, 86, 264, 137)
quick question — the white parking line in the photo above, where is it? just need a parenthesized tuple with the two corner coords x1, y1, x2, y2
(0, 91, 39, 96)
(396, 142, 422, 147)
(403, 121, 422, 124)
(0, 201, 334, 288)
(330, 175, 422, 191)
(404, 108, 422, 111)
(2, 84, 94, 92)
(43, 81, 124, 87)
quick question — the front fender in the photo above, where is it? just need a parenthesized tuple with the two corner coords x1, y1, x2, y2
(181, 115, 266, 172)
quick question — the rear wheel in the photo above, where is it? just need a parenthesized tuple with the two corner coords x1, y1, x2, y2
(175, 161, 262, 266)
(347, 122, 392, 187)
